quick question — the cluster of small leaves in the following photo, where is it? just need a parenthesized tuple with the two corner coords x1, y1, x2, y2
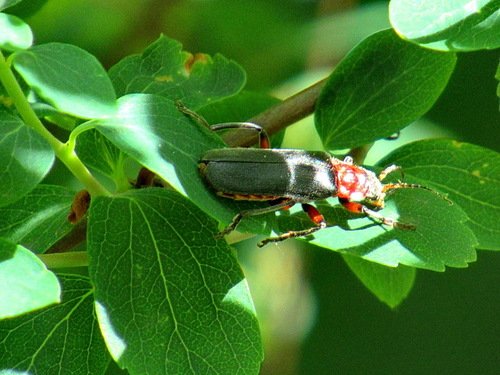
(0, 0, 499, 374)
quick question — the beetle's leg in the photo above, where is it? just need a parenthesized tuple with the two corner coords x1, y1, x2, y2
(382, 182, 452, 204)
(258, 203, 327, 247)
(176, 101, 271, 148)
(217, 199, 296, 238)
(338, 198, 415, 230)
(378, 164, 403, 182)
(209, 123, 270, 149)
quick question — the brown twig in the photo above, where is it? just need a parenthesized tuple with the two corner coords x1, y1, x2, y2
(223, 78, 327, 147)
(45, 220, 87, 254)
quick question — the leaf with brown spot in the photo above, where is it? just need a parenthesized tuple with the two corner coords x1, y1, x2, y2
(109, 35, 246, 109)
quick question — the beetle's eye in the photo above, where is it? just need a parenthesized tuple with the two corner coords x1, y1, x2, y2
(343, 156, 354, 164)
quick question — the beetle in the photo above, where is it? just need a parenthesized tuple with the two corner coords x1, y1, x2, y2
(177, 102, 449, 247)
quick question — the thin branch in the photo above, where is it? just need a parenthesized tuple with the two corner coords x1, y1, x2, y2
(39, 251, 89, 269)
(46, 221, 87, 254)
(223, 78, 327, 147)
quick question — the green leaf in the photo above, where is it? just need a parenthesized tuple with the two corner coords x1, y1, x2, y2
(279, 187, 477, 271)
(108, 35, 246, 109)
(0, 274, 111, 374)
(0, 111, 54, 207)
(87, 189, 263, 374)
(342, 254, 416, 308)
(94, 93, 269, 229)
(93, 93, 221, 201)
(389, 0, 500, 51)
(0, 239, 60, 318)
(75, 128, 126, 185)
(12, 43, 117, 118)
(378, 139, 500, 250)
(315, 29, 456, 149)
(0, 0, 22, 11)
(0, 184, 74, 253)
(0, 13, 33, 51)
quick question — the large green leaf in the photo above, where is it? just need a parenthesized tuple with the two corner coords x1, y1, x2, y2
(109, 35, 246, 109)
(87, 189, 263, 374)
(0, 274, 110, 374)
(390, 0, 500, 51)
(0, 184, 74, 253)
(315, 29, 456, 149)
(12, 43, 117, 118)
(378, 139, 500, 250)
(0, 239, 60, 318)
(0, 111, 54, 207)
(0, 13, 33, 51)
(342, 254, 416, 308)
(277, 187, 477, 271)
(93, 93, 224, 211)
(94, 93, 271, 231)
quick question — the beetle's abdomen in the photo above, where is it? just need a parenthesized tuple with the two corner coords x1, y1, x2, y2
(200, 149, 337, 202)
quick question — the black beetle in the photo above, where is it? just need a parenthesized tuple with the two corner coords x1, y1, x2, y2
(177, 102, 448, 247)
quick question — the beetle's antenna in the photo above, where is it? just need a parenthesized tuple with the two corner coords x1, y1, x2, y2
(378, 164, 404, 181)
(383, 183, 452, 204)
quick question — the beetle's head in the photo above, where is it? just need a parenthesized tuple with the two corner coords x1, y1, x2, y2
(332, 157, 386, 206)
(332, 157, 451, 209)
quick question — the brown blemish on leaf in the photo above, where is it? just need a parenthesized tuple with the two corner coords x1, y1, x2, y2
(154, 75, 173, 82)
(184, 53, 208, 75)
(68, 190, 91, 224)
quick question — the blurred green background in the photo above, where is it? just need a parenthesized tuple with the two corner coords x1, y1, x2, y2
(14, 1, 500, 374)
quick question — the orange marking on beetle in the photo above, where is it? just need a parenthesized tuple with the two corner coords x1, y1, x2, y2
(303, 205, 325, 224)
(341, 201, 364, 214)
(217, 192, 280, 201)
(260, 137, 270, 149)
(333, 164, 370, 199)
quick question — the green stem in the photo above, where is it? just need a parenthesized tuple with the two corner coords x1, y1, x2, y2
(67, 120, 96, 151)
(0, 50, 109, 196)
